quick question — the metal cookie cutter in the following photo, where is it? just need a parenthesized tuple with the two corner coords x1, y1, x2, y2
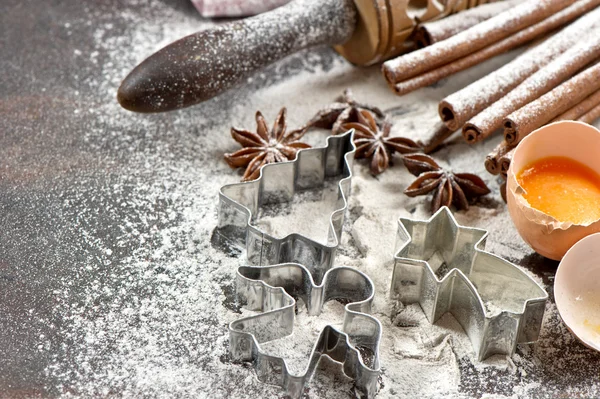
(391, 207, 548, 361)
(229, 263, 382, 398)
(217, 131, 355, 282)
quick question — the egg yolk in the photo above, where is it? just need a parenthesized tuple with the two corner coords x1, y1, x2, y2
(517, 156, 600, 225)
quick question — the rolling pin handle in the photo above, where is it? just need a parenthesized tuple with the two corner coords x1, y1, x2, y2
(117, 0, 357, 113)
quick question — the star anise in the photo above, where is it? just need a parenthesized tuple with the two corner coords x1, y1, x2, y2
(224, 108, 311, 181)
(403, 154, 490, 213)
(341, 110, 421, 175)
(306, 89, 386, 134)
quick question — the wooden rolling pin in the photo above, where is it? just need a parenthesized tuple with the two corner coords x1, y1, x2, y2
(117, 0, 483, 113)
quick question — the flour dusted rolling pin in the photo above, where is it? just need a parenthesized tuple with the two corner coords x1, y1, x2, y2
(117, 0, 480, 113)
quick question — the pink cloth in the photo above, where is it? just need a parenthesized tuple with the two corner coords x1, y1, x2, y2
(192, 0, 290, 18)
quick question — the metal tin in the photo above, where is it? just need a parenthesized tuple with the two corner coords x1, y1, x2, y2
(391, 207, 548, 361)
(229, 263, 382, 398)
(217, 131, 355, 283)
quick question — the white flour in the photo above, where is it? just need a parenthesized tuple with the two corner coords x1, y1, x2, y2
(40, 1, 600, 398)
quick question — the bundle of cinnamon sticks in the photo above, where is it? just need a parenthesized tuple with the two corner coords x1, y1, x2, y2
(382, 0, 600, 176)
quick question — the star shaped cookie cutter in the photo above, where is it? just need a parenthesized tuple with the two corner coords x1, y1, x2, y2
(391, 207, 548, 361)
(217, 131, 355, 282)
(229, 263, 382, 398)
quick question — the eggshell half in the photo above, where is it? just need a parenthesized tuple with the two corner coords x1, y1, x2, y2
(555, 233, 600, 352)
(506, 121, 600, 261)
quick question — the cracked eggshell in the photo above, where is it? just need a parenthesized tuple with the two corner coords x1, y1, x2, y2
(506, 121, 600, 261)
(554, 233, 600, 352)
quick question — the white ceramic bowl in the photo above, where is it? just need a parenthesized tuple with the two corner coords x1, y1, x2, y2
(554, 232, 600, 352)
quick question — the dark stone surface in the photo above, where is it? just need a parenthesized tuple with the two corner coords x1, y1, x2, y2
(1, 0, 599, 398)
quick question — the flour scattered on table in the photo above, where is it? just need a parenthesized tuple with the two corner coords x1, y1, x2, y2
(35, 0, 600, 398)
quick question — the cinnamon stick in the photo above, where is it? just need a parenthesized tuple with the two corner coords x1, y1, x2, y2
(383, 0, 576, 87)
(393, 0, 599, 97)
(437, 1, 600, 131)
(504, 62, 600, 144)
(463, 23, 600, 143)
(500, 147, 516, 176)
(419, 122, 455, 154)
(500, 176, 508, 203)
(577, 103, 600, 125)
(413, 0, 520, 48)
(553, 88, 600, 121)
(484, 140, 513, 175)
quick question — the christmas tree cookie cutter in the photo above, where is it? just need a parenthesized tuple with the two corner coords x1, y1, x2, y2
(229, 263, 382, 399)
(391, 207, 548, 361)
(217, 131, 355, 282)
